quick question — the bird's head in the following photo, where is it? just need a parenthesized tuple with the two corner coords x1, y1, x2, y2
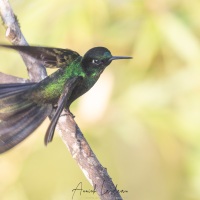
(81, 47, 132, 76)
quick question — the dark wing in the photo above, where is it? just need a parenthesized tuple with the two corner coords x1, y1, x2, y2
(0, 105, 52, 153)
(0, 44, 80, 68)
(0, 82, 36, 96)
(0, 82, 52, 153)
(44, 76, 82, 145)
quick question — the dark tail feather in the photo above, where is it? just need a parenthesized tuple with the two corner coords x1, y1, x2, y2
(0, 83, 52, 153)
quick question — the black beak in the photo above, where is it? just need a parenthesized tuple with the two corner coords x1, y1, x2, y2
(109, 56, 133, 62)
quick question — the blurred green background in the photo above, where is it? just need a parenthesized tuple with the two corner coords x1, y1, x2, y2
(1, 0, 200, 199)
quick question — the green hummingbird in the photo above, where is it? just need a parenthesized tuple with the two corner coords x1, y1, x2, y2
(0, 44, 132, 153)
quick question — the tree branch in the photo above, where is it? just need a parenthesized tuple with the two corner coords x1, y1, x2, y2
(0, 0, 47, 81)
(0, 1, 123, 199)
(0, 72, 28, 83)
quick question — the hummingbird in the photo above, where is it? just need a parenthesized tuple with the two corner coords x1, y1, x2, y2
(0, 44, 132, 153)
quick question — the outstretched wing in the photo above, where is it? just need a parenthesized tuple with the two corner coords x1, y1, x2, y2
(0, 82, 52, 153)
(0, 44, 80, 68)
(44, 76, 82, 145)
(0, 82, 36, 96)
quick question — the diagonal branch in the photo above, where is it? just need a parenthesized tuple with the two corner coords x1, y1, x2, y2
(0, 72, 28, 83)
(0, 1, 123, 199)
(0, 0, 47, 81)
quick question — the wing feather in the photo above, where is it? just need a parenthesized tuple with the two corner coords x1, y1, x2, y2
(44, 76, 82, 145)
(0, 45, 81, 68)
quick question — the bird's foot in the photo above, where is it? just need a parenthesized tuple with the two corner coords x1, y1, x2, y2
(61, 109, 75, 118)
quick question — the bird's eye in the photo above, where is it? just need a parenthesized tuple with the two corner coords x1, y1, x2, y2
(92, 59, 101, 65)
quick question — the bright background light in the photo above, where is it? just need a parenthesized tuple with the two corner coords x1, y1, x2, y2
(1, 0, 200, 199)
